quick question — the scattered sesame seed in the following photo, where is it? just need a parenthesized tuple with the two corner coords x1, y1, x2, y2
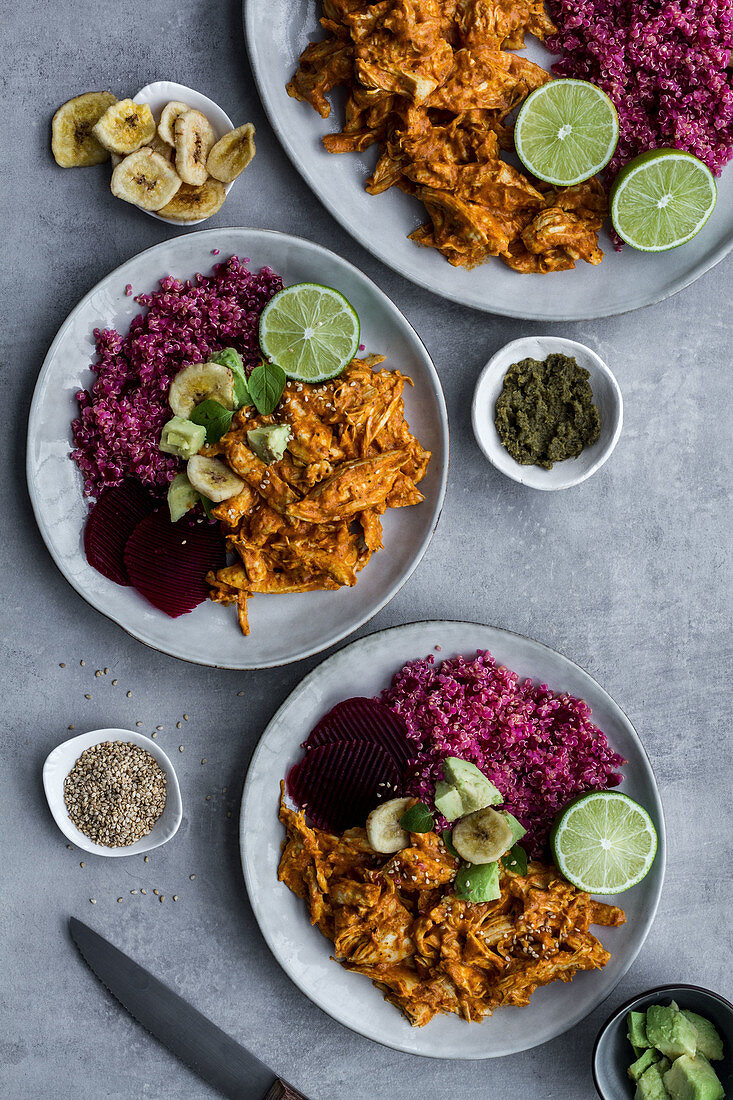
(159, 896, 165, 903)
(156, 726, 163, 731)
(205, 795, 211, 802)
(126, 691, 132, 698)
(66, 844, 73, 851)
(130, 890, 138, 895)
(59, 662, 66, 668)
(112, 679, 118, 686)
(226, 811, 232, 819)
(95, 670, 102, 678)
(153, 889, 160, 896)
(80, 861, 85, 868)
(189, 874, 196, 880)
(179, 746, 184, 752)
(104, 668, 109, 675)
(201, 758, 207, 765)
(80, 660, 85, 667)
(237, 691, 244, 697)
(90, 898, 97, 904)
(117, 898, 123, 904)
(84, 694, 92, 700)
(136, 721, 143, 727)
(151, 732, 157, 739)
(221, 787, 227, 794)
(176, 722, 182, 729)
(141, 889, 147, 895)
(183, 715, 189, 721)
(144, 855, 149, 863)
(68, 725, 74, 730)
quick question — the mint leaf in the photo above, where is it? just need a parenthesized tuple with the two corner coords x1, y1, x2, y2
(209, 348, 243, 371)
(400, 802, 434, 833)
(441, 830, 460, 859)
(248, 361, 286, 415)
(233, 372, 251, 409)
(502, 843, 528, 876)
(200, 495, 216, 520)
(189, 399, 233, 444)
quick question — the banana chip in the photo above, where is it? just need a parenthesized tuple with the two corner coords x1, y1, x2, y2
(157, 178, 226, 222)
(158, 100, 190, 145)
(51, 91, 117, 167)
(111, 148, 182, 210)
(148, 131, 176, 162)
(206, 123, 256, 184)
(174, 109, 216, 186)
(93, 98, 156, 155)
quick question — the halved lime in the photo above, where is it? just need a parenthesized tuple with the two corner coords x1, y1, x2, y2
(514, 78, 619, 187)
(550, 791, 657, 894)
(611, 149, 717, 251)
(258, 282, 360, 383)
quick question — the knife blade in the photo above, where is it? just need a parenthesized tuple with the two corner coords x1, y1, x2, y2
(69, 917, 309, 1100)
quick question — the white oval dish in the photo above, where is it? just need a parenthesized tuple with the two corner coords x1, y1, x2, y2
(471, 336, 623, 490)
(43, 728, 183, 857)
(26, 228, 448, 669)
(240, 620, 665, 1059)
(131, 81, 236, 226)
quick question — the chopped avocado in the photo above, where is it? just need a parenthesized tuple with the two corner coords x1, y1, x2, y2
(628, 1010, 652, 1050)
(159, 416, 207, 459)
(630, 1050, 662, 1081)
(247, 424, 291, 464)
(646, 1005, 698, 1060)
(680, 1011, 724, 1062)
(453, 860, 501, 903)
(442, 757, 503, 813)
(434, 781, 463, 821)
(167, 473, 200, 522)
(500, 811, 527, 845)
(663, 1054, 725, 1100)
(635, 1064, 672, 1100)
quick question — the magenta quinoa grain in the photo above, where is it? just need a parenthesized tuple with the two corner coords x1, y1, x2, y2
(71, 256, 283, 499)
(382, 650, 625, 857)
(546, 0, 733, 179)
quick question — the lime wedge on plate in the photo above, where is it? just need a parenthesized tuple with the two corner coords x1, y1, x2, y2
(515, 78, 619, 186)
(550, 791, 657, 894)
(259, 282, 360, 382)
(611, 149, 717, 251)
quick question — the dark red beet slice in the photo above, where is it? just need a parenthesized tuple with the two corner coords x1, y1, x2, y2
(84, 481, 157, 585)
(123, 510, 226, 617)
(287, 741, 401, 833)
(304, 697, 411, 773)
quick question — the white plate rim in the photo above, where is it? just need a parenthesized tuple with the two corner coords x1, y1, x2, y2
(243, 0, 733, 321)
(239, 618, 667, 1058)
(26, 227, 449, 669)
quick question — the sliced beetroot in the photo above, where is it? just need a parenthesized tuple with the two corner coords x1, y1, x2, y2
(304, 697, 411, 774)
(84, 481, 158, 585)
(287, 740, 401, 834)
(123, 510, 226, 617)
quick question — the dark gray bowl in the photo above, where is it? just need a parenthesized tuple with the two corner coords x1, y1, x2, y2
(593, 984, 733, 1099)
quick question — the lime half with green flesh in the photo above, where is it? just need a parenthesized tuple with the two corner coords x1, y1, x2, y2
(258, 282, 360, 383)
(515, 78, 619, 187)
(611, 149, 717, 251)
(550, 791, 657, 894)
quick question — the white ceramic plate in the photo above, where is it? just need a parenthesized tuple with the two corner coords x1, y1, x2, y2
(240, 620, 666, 1058)
(244, 0, 733, 320)
(26, 229, 448, 669)
(472, 336, 623, 490)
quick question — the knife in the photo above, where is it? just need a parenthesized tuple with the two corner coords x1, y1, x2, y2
(69, 917, 310, 1100)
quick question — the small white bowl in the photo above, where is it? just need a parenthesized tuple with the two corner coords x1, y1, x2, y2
(131, 80, 236, 226)
(471, 335, 623, 491)
(43, 728, 183, 857)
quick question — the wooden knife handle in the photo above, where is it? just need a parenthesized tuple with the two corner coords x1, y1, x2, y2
(264, 1079, 311, 1100)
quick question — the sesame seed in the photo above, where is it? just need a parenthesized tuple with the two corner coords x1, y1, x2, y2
(153, 889, 160, 896)
(130, 890, 138, 895)
(141, 889, 147, 895)
(144, 855, 149, 863)
(176, 722, 182, 729)
(179, 746, 183, 753)
(117, 898, 123, 904)
(201, 758, 207, 765)
(156, 726, 163, 731)
(126, 691, 132, 698)
(80, 861, 85, 868)
(189, 874, 196, 881)
(59, 662, 66, 668)
(205, 795, 211, 802)
(80, 660, 85, 667)
(84, 694, 92, 700)
(90, 898, 96, 904)
(173, 895, 179, 902)
(183, 715, 189, 721)
(112, 679, 118, 686)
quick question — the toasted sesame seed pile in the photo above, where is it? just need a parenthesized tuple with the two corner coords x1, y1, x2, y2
(64, 741, 167, 847)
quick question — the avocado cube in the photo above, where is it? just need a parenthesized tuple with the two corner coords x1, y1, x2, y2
(246, 424, 291, 464)
(434, 781, 463, 822)
(628, 1010, 652, 1050)
(680, 1011, 724, 1062)
(635, 1064, 672, 1100)
(646, 1004, 698, 1059)
(663, 1054, 725, 1100)
(442, 757, 503, 812)
(500, 810, 527, 845)
(453, 860, 501, 903)
(629, 1049, 661, 1081)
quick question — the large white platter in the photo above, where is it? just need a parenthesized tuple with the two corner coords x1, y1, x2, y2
(26, 229, 448, 669)
(245, 0, 733, 320)
(240, 620, 666, 1058)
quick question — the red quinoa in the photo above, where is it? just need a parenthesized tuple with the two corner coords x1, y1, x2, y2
(546, 0, 733, 178)
(381, 650, 625, 857)
(71, 256, 283, 500)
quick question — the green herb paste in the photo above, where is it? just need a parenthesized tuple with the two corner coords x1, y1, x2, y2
(494, 354, 601, 470)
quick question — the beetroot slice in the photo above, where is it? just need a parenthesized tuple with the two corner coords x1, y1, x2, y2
(123, 510, 226, 617)
(84, 481, 157, 586)
(304, 697, 411, 773)
(287, 741, 401, 834)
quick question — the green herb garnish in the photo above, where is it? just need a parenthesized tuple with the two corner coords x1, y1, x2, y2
(233, 372, 251, 408)
(501, 843, 528, 876)
(441, 830, 460, 859)
(248, 361, 286, 415)
(189, 399, 234, 443)
(400, 802, 434, 833)
(200, 495, 216, 520)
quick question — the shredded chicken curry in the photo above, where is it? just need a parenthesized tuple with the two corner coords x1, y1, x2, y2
(278, 787, 625, 1026)
(287, 0, 607, 272)
(206, 356, 430, 633)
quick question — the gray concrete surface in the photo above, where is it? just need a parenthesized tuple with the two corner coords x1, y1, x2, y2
(1, 2, 731, 1097)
